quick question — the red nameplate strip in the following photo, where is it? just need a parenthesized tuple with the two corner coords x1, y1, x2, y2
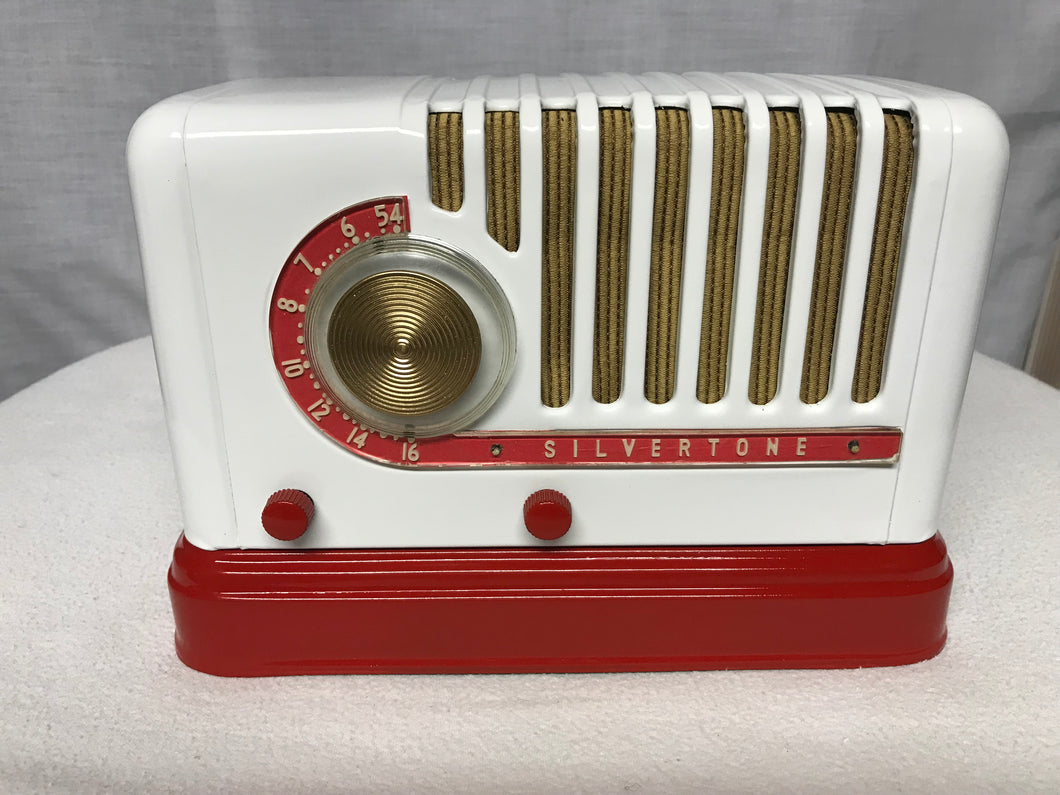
(322, 428, 901, 469)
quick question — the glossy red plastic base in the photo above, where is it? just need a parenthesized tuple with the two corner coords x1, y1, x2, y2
(168, 534, 953, 676)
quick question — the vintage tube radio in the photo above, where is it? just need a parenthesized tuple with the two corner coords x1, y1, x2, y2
(129, 73, 1007, 675)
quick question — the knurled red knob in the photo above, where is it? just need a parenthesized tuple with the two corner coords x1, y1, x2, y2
(262, 489, 315, 541)
(523, 489, 572, 540)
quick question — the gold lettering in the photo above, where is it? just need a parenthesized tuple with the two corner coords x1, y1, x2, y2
(708, 438, 719, 455)
(766, 437, 779, 456)
(796, 437, 807, 456)
(651, 439, 662, 458)
(544, 439, 556, 459)
(572, 439, 579, 458)
(595, 439, 607, 458)
(679, 439, 691, 457)
(736, 438, 748, 457)
(622, 438, 636, 457)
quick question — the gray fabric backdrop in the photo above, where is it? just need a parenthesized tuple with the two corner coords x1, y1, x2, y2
(2, 0, 1058, 399)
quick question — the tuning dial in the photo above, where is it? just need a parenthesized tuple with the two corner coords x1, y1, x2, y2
(523, 489, 573, 540)
(262, 489, 315, 541)
(323, 270, 482, 417)
(302, 235, 516, 438)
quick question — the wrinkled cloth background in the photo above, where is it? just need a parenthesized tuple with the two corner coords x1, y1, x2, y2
(2, 0, 1058, 399)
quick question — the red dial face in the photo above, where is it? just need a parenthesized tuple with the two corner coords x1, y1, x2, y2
(269, 197, 412, 455)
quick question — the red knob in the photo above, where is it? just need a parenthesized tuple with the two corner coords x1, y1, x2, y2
(262, 489, 315, 541)
(523, 489, 572, 540)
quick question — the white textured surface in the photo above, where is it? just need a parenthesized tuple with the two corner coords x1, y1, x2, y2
(1, 338, 1058, 793)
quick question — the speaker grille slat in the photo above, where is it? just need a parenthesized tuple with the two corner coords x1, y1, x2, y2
(644, 108, 691, 404)
(696, 108, 745, 404)
(485, 111, 521, 252)
(541, 110, 578, 408)
(853, 111, 915, 403)
(428, 112, 464, 212)
(801, 110, 858, 404)
(592, 108, 634, 404)
(749, 109, 802, 405)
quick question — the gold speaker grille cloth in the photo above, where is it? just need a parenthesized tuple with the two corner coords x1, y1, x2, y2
(593, 108, 634, 404)
(644, 108, 691, 404)
(541, 109, 577, 407)
(428, 112, 464, 212)
(801, 109, 858, 404)
(749, 109, 802, 405)
(327, 271, 482, 416)
(853, 111, 915, 403)
(696, 108, 745, 404)
(485, 111, 521, 251)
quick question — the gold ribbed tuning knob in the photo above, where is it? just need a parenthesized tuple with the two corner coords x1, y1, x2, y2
(304, 234, 516, 438)
(326, 271, 482, 416)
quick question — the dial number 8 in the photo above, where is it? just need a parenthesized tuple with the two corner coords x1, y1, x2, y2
(277, 297, 299, 313)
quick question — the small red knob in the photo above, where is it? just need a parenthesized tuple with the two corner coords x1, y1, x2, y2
(262, 489, 315, 541)
(523, 489, 572, 540)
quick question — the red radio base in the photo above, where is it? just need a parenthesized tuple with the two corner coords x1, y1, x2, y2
(168, 534, 953, 676)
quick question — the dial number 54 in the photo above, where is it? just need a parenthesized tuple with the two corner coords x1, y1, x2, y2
(374, 204, 404, 228)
